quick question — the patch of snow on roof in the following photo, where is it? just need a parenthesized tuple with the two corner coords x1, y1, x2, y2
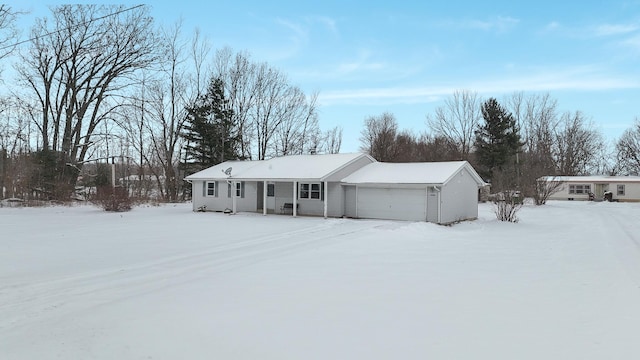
(342, 161, 470, 184)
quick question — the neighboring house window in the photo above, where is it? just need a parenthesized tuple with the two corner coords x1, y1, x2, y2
(568, 184, 590, 194)
(299, 182, 321, 200)
(206, 181, 216, 197)
(617, 184, 625, 196)
(267, 183, 275, 197)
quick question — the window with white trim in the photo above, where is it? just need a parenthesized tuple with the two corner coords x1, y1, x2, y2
(206, 181, 216, 197)
(617, 184, 625, 196)
(299, 182, 321, 200)
(235, 181, 245, 198)
(568, 184, 590, 194)
(267, 183, 275, 197)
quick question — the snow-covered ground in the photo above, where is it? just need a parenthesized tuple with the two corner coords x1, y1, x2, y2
(2, 201, 640, 359)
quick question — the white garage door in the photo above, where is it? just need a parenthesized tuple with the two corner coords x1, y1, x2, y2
(357, 187, 426, 221)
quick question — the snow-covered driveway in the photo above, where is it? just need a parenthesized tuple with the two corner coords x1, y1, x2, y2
(1, 201, 640, 359)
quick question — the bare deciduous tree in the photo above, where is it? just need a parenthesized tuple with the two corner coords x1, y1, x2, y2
(214, 48, 257, 159)
(554, 111, 605, 176)
(617, 119, 640, 175)
(505, 92, 559, 199)
(360, 112, 398, 161)
(272, 91, 319, 156)
(322, 126, 342, 154)
(426, 89, 481, 160)
(16, 4, 157, 198)
(0, 5, 21, 62)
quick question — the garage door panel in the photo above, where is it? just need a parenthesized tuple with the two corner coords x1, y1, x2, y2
(357, 187, 425, 221)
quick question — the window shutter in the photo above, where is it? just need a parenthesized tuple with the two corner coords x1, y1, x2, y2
(321, 182, 325, 201)
(227, 182, 232, 198)
(241, 181, 245, 198)
(215, 181, 219, 197)
(202, 181, 206, 197)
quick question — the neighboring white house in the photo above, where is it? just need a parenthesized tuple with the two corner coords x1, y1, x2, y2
(541, 176, 640, 202)
(184, 153, 486, 223)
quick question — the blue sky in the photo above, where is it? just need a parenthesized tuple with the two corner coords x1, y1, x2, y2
(14, 1, 640, 152)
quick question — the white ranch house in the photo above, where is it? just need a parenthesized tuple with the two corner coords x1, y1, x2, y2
(184, 153, 486, 224)
(541, 175, 640, 202)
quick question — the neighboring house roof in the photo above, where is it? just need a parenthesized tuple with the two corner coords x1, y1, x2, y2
(184, 153, 375, 182)
(539, 175, 640, 183)
(342, 161, 486, 186)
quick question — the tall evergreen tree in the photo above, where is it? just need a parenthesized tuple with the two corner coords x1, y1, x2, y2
(475, 98, 522, 189)
(182, 78, 240, 174)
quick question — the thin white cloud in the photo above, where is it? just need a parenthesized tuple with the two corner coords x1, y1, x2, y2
(318, 67, 640, 106)
(595, 23, 639, 36)
(450, 15, 520, 32)
(545, 21, 561, 31)
(619, 34, 640, 49)
(312, 16, 339, 35)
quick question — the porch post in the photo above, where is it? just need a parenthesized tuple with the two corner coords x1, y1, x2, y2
(232, 181, 237, 214)
(323, 181, 328, 218)
(293, 181, 298, 217)
(263, 181, 268, 215)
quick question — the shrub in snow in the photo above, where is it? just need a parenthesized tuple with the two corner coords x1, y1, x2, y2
(492, 191, 523, 222)
(93, 185, 132, 212)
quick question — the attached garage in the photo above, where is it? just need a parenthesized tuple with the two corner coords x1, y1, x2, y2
(342, 161, 484, 224)
(356, 187, 427, 221)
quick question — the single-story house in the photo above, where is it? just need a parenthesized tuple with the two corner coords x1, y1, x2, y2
(540, 175, 640, 202)
(184, 153, 486, 223)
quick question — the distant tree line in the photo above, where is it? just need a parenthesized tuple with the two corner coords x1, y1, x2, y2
(361, 90, 637, 202)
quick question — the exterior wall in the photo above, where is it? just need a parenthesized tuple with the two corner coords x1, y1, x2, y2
(547, 183, 591, 201)
(190, 180, 233, 211)
(440, 168, 479, 223)
(190, 180, 257, 212)
(236, 181, 258, 212)
(619, 183, 640, 202)
(326, 182, 344, 217)
(271, 181, 335, 216)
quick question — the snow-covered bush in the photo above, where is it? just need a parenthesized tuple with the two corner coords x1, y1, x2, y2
(93, 186, 132, 212)
(492, 191, 523, 222)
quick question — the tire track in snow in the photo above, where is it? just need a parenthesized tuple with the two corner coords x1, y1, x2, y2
(592, 204, 640, 287)
(0, 218, 379, 331)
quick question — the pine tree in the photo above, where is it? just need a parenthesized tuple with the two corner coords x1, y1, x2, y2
(475, 98, 522, 188)
(182, 78, 240, 174)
